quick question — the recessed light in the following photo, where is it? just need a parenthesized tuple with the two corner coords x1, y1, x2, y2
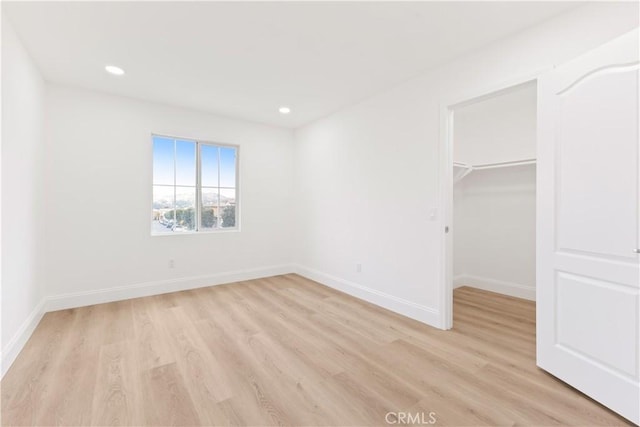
(279, 106, 291, 114)
(105, 65, 125, 76)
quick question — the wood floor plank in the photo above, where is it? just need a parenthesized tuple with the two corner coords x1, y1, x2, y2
(1, 275, 632, 426)
(32, 306, 103, 427)
(1, 310, 76, 426)
(131, 296, 176, 372)
(194, 317, 296, 426)
(91, 341, 142, 426)
(160, 305, 234, 423)
(140, 362, 201, 426)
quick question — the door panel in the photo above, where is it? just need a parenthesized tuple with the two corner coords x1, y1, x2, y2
(537, 28, 640, 424)
(556, 272, 638, 378)
(556, 66, 638, 259)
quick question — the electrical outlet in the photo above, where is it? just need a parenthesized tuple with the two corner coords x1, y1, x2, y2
(356, 263, 362, 273)
(169, 259, 175, 269)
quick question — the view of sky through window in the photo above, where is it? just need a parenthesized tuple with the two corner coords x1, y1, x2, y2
(152, 135, 237, 233)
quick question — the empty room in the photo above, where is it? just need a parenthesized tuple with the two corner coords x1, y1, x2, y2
(1, 1, 639, 426)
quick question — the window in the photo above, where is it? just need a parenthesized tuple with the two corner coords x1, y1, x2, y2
(152, 135, 238, 234)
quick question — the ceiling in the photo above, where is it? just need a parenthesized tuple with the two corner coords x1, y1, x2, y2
(4, 1, 580, 128)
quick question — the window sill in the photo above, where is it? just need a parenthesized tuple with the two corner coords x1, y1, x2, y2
(151, 228, 240, 237)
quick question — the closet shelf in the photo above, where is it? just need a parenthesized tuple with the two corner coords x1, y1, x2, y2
(453, 158, 536, 183)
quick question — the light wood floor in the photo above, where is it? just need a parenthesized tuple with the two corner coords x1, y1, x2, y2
(1, 274, 631, 426)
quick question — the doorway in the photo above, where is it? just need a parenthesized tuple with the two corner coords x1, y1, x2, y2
(440, 79, 538, 330)
(436, 30, 639, 423)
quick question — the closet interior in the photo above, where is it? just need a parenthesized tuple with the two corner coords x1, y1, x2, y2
(452, 81, 537, 316)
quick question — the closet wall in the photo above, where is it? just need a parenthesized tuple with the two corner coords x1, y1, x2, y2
(453, 83, 537, 300)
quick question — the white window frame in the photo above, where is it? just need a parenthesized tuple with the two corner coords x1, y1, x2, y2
(151, 133, 240, 235)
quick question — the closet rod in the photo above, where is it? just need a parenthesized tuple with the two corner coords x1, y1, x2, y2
(453, 158, 536, 183)
(473, 158, 536, 170)
(453, 158, 536, 170)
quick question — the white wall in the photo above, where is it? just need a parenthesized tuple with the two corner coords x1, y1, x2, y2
(453, 84, 536, 300)
(1, 16, 46, 373)
(453, 82, 536, 166)
(44, 85, 295, 306)
(293, 2, 639, 326)
(453, 166, 536, 300)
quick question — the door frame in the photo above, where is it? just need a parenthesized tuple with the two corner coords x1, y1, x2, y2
(437, 71, 546, 330)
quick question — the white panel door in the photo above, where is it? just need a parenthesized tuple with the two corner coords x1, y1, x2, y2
(537, 28, 639, 424)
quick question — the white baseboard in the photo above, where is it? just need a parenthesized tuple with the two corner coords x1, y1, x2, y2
(2, 264, 294, 379)
(45, 264, 294, 312)
(293, 264, 441, 328)
(454, 274, 535, 301)
(1, 298, 46, 378)
(453, 275, 467, 289)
